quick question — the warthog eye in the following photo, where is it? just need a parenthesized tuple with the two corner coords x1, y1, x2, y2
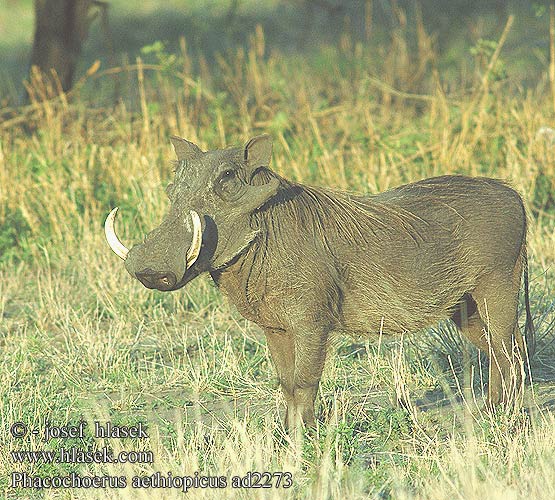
(218, 169, 237, 186)
(215, 169, 241, 200)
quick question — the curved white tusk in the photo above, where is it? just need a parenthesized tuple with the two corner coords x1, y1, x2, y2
(186, 210, 203, 268)
(104, 207, 130, 260)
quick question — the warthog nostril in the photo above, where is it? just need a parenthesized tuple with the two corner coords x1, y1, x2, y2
(135, 269, 177, 290)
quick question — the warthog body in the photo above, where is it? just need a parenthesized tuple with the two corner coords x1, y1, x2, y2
(106, 135, 534, 428)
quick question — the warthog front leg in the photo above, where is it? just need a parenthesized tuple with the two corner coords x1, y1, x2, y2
(264, 328, 295, 426)
(265, 326, 328, 429)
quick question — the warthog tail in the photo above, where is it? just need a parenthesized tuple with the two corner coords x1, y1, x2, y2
(522, 242, 536, 365)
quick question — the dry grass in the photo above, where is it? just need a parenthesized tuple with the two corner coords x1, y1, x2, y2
(1, 16, 555, 500)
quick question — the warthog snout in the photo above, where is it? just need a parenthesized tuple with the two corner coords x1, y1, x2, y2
(135, 268, 177, 291)
(104, 207, 203, 292)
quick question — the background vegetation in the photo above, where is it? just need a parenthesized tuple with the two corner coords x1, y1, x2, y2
(1, 1, 555, 498)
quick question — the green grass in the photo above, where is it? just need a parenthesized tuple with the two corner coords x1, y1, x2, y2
(1, 2, 555, 498)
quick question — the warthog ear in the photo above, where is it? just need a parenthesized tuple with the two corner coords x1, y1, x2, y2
(170, 136, 203, 161)
(244, 135, 272, 173)
(243, 134, 279, 210)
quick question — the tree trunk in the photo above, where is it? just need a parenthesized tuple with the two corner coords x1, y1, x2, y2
(29, 0, 94, 96)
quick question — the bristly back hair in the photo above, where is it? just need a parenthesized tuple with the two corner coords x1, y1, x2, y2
(251, 167, 430, 248)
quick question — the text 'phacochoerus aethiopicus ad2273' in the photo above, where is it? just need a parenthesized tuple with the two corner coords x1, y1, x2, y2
(105, 135, 535, 429)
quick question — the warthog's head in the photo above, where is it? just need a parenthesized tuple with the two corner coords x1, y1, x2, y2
(104, 135, 280, 291)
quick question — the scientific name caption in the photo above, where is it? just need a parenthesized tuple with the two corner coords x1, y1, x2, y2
(9, 421, 293, 492)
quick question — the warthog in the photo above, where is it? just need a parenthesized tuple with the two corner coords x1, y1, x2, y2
(105, 135, 534, 428)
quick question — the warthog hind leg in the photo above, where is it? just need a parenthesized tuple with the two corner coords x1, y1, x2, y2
(455, 268, 525, 407)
